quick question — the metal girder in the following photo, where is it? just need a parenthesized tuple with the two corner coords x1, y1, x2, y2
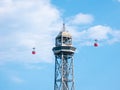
(54, 53, 75, 90)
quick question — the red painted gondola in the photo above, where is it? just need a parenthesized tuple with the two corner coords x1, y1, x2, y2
(94, 43, 98, 47)
(32, 48, 36, 54)
(94, 39, 98, 47)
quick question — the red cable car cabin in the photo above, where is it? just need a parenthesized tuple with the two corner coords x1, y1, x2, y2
(32, 48, 36, 54)
(32, 51, 36, 54)
(94, 39, 98, 47)
(94, 43, 98, 47)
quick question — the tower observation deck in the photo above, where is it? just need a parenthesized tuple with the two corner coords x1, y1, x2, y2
(52, 24, 76, 90)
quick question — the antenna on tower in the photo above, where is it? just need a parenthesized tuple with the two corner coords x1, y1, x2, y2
(63, 23, 66, 31)
(62, 17, 66, 31)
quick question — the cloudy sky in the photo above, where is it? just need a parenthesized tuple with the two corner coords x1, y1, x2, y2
(0, 0, 120, 90)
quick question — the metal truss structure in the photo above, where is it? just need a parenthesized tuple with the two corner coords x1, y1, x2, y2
(53, 24, 76, 90)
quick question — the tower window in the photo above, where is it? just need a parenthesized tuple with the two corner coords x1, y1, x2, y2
(63, 37, 72, 45)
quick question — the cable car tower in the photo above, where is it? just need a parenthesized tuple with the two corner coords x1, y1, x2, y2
(52, 24, 76, 90)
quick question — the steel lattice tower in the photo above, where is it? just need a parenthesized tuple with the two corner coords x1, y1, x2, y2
(52, 24, 76, 90)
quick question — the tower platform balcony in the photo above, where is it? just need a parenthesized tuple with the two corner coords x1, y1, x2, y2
(52, 46, 76, 54)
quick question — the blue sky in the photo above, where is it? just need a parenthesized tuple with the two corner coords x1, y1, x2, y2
(0, 0, 120, 90)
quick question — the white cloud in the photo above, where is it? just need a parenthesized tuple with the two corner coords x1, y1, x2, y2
(74, 25, 120, 46)
(0, 0, 14, 15)
(107, 30, 120, 44)
(68, 13, 94, 25)
(87, 25, 111, 40)
(0, 0, 61, 64)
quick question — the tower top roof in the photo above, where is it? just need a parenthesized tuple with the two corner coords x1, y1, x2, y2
(57, 23, 72, 38)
